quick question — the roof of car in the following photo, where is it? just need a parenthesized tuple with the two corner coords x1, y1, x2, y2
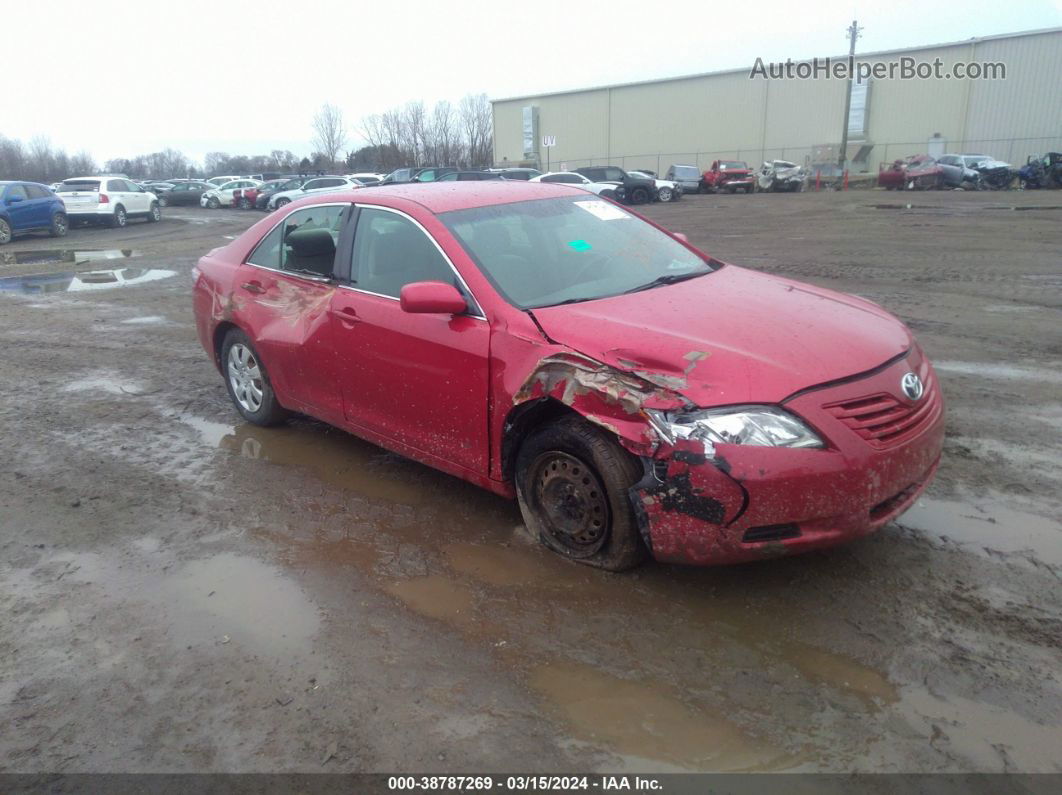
(296, 181, 582, 214)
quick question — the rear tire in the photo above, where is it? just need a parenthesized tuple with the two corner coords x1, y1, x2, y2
(0, 218, 11, 245)
(207, 196, 220, 209)
(629, 186, 649, 205)
(515, 416, 647, 571)
(50, 212, 68, 238)
(220, 328, 289, 426)
(109, 206, 127, 228)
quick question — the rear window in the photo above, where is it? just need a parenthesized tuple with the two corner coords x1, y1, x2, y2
(60, 180, 101, 193)
(671, 166, 699, 178)
(720, 162, 747, 170)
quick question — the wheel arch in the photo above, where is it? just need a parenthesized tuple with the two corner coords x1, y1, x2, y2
(501, 398, 584, 482)
(212, 320, 241, 371)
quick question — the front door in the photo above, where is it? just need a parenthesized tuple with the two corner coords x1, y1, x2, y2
(4, 185, 33, 231)
(328, 206, 490, 475)
(233, 202, 351, 420)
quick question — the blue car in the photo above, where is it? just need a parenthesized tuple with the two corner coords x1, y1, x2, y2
(0, 181, 68, 245)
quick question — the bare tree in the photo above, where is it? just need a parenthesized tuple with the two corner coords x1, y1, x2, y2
(312, 104, 347, 170)
(459, 93, 493, 168)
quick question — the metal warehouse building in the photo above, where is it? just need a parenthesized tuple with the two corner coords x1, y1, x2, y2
(491, 27, 1062, 177)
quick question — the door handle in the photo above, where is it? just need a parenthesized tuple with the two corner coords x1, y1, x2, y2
(240, 281, 267, 294)
(334, 306, 360, 326)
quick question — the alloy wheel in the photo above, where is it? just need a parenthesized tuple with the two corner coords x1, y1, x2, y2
(227, 344, 264, 413)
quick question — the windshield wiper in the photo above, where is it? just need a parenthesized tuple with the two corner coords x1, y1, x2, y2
(623, 270, 707, 294)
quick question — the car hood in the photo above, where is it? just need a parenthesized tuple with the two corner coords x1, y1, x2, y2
(528, 265, 911, 406)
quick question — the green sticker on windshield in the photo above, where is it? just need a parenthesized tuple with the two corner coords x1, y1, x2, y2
(568, 239, 592, 252)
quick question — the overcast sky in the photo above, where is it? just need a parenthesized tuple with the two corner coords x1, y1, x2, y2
(8, 0, 1061, 165)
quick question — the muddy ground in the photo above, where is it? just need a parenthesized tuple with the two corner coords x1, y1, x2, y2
(0, 192, 1059, 774)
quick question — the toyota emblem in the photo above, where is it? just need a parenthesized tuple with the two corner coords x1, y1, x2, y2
(901, 372, 924, 401)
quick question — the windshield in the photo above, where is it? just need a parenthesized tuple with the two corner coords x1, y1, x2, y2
(441, 196, 716, 310)
(672, 166, 699, 178)
(59, 180, 100, 192)
(721, 161, 747, 170)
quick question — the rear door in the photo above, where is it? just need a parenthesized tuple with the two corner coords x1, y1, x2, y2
(23, 184, 54, 228)
(328, 205, 490, 474)
(233, 202, 351, 419)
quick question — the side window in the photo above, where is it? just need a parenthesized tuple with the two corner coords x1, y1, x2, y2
(246, 224, 284, 269)
(318, 178, 344, 188)
(351, 209, 457, 298)
(303, 180, 323, 190)
(279, 205, 347, 276)
(107, 180, 125, 192)
(6, 185, 28, 201)
(604, 168, 626, 181)
(439, 173, 458, 181)
(25, 185, 49, 199)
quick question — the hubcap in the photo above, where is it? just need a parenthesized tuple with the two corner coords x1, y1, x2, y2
(660, 188, 671, 201)
(529, 452, 610, 556)
(227, 344, 264, 413)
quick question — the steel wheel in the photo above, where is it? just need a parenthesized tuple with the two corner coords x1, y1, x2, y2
(527, 451, 611, 556)
(227, 343, 264, 413)
(0, 219, 11, 245)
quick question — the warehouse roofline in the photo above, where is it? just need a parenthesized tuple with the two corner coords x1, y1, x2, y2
(490, 26, 1062, 104)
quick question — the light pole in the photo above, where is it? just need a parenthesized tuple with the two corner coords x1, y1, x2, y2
(838, 19, 863, 175)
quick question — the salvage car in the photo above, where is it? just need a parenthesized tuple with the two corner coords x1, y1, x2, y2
(193, 182, 945, 570)
(157, 181, 215, 207)
(935, 154, 1008, 189)
(530, 172, 622, 200)
(57, 176, 161, 227)
(232, 179, 289, 209)
(701, 160, 755, 193)
(628, 171, 682, 203)
(756, 160, 806, 192)
(575, 166, 657, 204)
(0, 181, 68, 244)
(664, 164, 702, 194)
(201, 179, 263, 209)
(267, 176, 363, 210)
(878, 155, 945, 190)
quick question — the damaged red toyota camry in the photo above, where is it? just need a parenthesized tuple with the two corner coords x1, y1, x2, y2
(192, 181, 945, 570)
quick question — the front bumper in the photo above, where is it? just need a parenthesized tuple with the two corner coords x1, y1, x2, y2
(633, 353, 945, 565)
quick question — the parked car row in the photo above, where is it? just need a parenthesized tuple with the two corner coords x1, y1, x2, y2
(877, 152, 1060, 191)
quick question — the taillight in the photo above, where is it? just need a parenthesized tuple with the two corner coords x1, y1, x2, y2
(99, 193, 110, 204)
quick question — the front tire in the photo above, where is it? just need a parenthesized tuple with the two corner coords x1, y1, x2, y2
(0, 218, 11, 245)
(515, 416, 647, 571)
(657, 186, 673, 202)
(274, 197, 290, 210)
(148, 202, 161, 222)
(207, 196, 221, 209)
(109, 206, 127, 228)
(50, 212, 68, 238)
(629, 187, 649, 205)
(221, 329, 288, 426)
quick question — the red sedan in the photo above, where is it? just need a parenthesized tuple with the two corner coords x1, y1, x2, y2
(192, 182, 944, 570)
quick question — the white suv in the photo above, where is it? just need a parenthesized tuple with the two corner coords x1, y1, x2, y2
(267, 176, 362, 210)
(200, 179, 263, 209)
(56, 177, 162, 228)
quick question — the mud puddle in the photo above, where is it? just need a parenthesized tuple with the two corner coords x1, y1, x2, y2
(934, 361, 1062, 385)
(0, 248, 141, 266)
(898, 496, 1062, 567)
(0, 267, 175, 295)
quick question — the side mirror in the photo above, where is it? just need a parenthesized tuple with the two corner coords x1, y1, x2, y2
(400, 281, 467, 315)
(674, 232, 689, 243)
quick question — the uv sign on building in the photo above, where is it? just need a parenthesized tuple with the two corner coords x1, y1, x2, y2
(491, 27, 1062, 176)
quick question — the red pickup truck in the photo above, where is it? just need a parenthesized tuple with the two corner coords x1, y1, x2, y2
(701, 160, 754, 193)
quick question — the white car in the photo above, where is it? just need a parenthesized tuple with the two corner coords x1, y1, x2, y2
(200, 179, 263, 209)
(529, 172, 622, 200)
(344, 172, 385, 185)
(56, 176, 162, 228)
(628, 171, 682, 202)
(206, 175, 243, 187)
(268, 176, 363, 210)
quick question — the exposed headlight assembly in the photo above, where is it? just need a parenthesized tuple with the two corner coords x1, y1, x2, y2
(647, 406, 824, 449)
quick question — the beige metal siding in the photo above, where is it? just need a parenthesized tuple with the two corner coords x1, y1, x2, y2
(491, 29, 1062, 174)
